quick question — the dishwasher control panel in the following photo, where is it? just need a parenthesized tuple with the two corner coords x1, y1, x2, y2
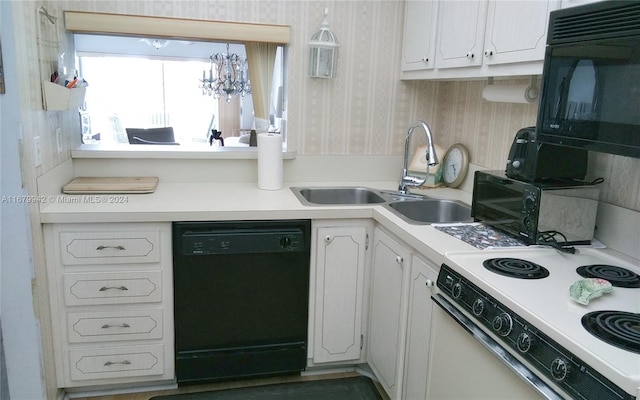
(180, 229, 307, 256)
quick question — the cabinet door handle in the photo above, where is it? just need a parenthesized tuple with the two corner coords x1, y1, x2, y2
(324, 235, 333, 243)
(466, 52, 475, 59)
(395, 256, 404, 264)
(422, 56, 429, 63)
(103, 360, 132, 367)
(96, 245, 126, 251)
(101, 323, 131, 329)
(484, 49, 494, 57)
(425, 279, 434, 288)
(99, 286, 129, 292)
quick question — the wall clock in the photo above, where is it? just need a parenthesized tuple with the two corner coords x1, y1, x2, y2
(441, 143, 469, 188)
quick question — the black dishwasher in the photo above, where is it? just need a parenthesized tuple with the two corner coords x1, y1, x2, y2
(172, 220, 311, 384)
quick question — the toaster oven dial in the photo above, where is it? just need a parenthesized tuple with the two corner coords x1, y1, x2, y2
(452, 282, 464, 299)
(524, 194, 537, 211)
(492, 313, 513, 336)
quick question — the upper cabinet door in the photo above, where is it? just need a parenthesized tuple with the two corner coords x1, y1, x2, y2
(435, 0, 488, 69)
(401, 1, 439, 72)
(483, 0, 560, 65)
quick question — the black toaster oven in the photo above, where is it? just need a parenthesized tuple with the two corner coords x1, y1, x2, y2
(472, 170, 600, 245)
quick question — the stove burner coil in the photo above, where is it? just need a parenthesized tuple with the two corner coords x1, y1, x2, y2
(581, 311, 640, 354)
(482, 258, 549, 279)
(576, 265, 640, 288)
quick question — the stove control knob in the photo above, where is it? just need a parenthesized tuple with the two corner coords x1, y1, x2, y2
(517, 332, 533, 353)
(452, 282, 464, 299)
(492, 313, 513, 336)
(472, 298, 485, 316)
(551, 358, 569, 382)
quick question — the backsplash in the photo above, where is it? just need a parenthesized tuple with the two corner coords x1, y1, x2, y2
(11, 0, 639, 212)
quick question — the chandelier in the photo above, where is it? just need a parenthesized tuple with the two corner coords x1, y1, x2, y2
(200, 44, 251, 102)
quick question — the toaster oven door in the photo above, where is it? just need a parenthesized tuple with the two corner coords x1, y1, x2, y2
(472, 172, 528, 241)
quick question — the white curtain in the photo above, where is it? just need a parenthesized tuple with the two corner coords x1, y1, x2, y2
(246, 42, 277, 123)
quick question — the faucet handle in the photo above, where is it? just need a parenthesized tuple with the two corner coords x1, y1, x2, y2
(402, 175, 427, 187)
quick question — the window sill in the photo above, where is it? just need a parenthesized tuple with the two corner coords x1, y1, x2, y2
(71, 143, 297, 160)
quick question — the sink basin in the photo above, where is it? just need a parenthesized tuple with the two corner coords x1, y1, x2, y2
(292, 187, 386, 205)
(387, 199, 472, 224)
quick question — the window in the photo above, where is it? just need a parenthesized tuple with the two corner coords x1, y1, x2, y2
(76, 34, 284, 147)
(80, 55, 225, 145)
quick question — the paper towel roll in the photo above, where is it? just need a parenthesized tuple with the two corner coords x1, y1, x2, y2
(257, 133, 283, 190)
(482, 84, 539, 104)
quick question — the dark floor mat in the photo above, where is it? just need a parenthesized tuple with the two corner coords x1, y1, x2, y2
(150, 376, 383, 400)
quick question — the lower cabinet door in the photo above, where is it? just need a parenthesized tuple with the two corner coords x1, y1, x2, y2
(368, 228, 411, 400)
(402, 256, 437, 400)
(313, 226, 367, 364)
(69, 344, 164, 381)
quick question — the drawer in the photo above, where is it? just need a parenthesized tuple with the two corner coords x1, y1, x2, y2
(63, 271, 162, 306)
(68, 309, 163, 343)
(59, 230, 160, 265)
(69, 344, 164, 381)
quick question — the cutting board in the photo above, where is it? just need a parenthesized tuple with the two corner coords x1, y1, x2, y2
(63, 177, 159, 194)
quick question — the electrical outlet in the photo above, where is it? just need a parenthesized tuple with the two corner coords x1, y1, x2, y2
(56, 128, 63, 153)
(34, 136, 42, 166)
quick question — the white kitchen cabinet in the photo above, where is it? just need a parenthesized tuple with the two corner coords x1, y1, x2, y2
(434, 0, 488, 69)
(368, 227, 412, 400)
(310, 220, 372, 365)
(483, 0, 558, 66)
(401, 0, 439, 72)
(401, 256, 438, 400)
(44, 222, 174, 388)
(401, 0, 560, 80)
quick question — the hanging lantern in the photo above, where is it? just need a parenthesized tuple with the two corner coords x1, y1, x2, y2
(308, 8, 339, 79)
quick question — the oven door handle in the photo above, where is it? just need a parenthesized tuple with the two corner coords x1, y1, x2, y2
(431, 294, 564, 400)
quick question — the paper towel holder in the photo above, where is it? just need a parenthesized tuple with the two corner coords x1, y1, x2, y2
(485, 76, 539, 103)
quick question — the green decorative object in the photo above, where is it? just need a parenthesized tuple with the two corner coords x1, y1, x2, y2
(570, 278, 613, 305)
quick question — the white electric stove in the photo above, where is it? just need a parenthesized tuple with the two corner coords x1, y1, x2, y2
(438, 246, 640, 399)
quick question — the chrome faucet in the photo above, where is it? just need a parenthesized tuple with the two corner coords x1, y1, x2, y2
(398, 120, 439, 194)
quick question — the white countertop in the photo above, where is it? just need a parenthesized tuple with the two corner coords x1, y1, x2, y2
(39, 180, 479, 265)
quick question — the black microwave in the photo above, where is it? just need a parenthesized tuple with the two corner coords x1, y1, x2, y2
(471, 171, 600, 245)
(536, 0, 640, 158)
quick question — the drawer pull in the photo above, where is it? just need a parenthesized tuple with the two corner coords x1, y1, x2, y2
(98, 286, 129, 292)
(101, 323, 131, 329)
(103, 360, 132, 367)
(96, 245, 126, 251)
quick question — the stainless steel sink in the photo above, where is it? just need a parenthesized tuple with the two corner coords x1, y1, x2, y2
(291, 187, 386, 205)
(386, 199, 472, 224)
(291, 186, 472, 225)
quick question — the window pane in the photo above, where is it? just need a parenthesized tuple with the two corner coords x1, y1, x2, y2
(80, 57, 164, 143)
(80, 56, 222, 145)
(163, 60, 217, 144)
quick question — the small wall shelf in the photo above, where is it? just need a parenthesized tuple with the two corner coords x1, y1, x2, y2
(42, 81, 86, 111)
